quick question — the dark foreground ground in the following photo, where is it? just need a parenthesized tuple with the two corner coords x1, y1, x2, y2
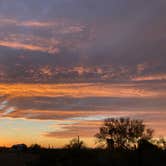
(0, 148, 165, 166)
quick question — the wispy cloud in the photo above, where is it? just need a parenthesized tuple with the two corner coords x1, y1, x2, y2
(2, 107, 15, 116)
(0, 40, 60, 53)
(0, 82, 165, 139)
(0, 83, 163, 99)
(132, 74, 166, 81)
(44, 111, 166, 138)
(0, 100, 8, 110)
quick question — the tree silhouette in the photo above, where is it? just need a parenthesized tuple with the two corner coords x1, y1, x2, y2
(95, 117, 154, 149)
(65, 136, 85, 149)
(29, 144, 42, 152)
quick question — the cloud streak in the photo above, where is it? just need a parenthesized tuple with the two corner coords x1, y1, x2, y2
(0, 83, 164, 99)
(0, 41, 59, 53)
(0, 82, 165, 140)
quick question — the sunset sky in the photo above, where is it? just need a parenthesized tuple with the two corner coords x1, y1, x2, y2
(0, 0, 165, 147)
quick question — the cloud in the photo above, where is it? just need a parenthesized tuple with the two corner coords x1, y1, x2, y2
(44, 111, 166, 138)
(0, 83, 163, 99)
(0, 16, 89, 64)
(0, 40, 60, 53)
(0, 82, 165, 122)
(0, 0, 165, 145)
(0, 0, 165, 84)
(19, 21, 55, 28)
(0, 100, 8, 110)
(2, 107, 15, 116)
(0, 81, 164, 138)
(132, 73, 166, 81)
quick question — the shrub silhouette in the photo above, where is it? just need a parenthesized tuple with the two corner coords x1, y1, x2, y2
(95, 117, 154, 150)
(138, 139, 158, 150)
(65, 136, 85, 150)
(11, 144, 27, 152)
(29, 144, 42, 152)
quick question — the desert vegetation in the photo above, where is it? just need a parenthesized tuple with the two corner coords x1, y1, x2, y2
(0, 117, 165, 166)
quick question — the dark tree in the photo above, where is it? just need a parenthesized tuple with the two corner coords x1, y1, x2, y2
(65, 136, 85, 149)
(29, 144, 42, 152)
(11, 144, 27, 152)
(95, 117, 154, 149)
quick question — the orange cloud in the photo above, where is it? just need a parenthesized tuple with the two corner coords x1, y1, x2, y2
(19, 21, 55, 28)
(0, 41, 47, 52)
(0, 17, 87, 55)
(0, 83, 162, 99)
(132, 73, 166, 81)
(0, 82, 165, 146)
(0, 40, 60, 54)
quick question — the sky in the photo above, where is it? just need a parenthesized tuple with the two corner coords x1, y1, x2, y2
(0, 0, 165, 147)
